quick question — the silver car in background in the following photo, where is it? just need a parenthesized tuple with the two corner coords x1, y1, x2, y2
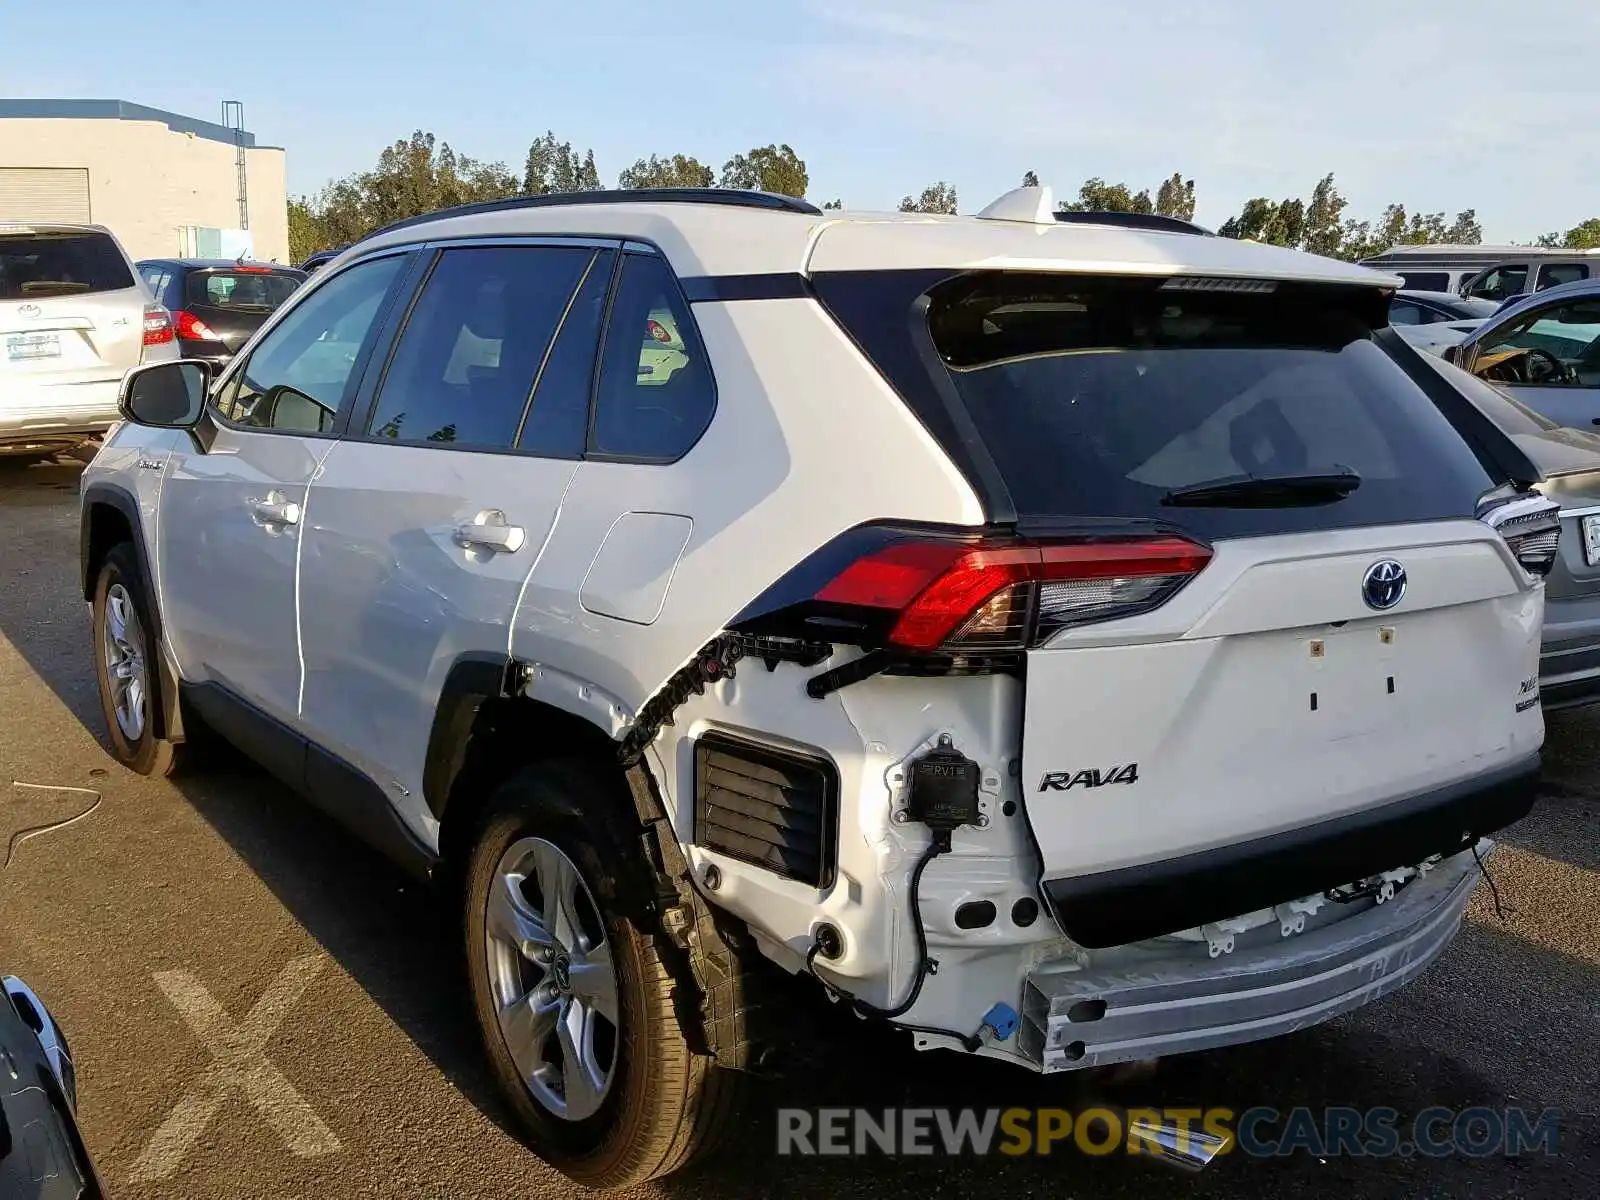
(1, 222, 176, 460)
(1423, 354, 1600, 709)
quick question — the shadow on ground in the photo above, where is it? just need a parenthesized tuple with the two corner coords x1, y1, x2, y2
(4, 458, 1598, 1198)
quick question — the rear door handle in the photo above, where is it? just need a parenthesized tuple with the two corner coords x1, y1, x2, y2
(251, 491, 301, 527)
(454, 509, 526, 555)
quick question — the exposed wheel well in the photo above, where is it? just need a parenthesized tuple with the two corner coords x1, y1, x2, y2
(435, 694, 632, 885)
(82, 501, 135, 602)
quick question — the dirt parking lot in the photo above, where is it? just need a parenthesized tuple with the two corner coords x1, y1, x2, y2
(1, 455, 1597, 1199)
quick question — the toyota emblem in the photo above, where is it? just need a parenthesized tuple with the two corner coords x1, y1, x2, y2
(16, 303, 41, 319)
(1362, 559, 1407, 611)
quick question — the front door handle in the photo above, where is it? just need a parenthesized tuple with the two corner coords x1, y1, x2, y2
(454, 509, 526, 555)
(251, 491, 301, 527)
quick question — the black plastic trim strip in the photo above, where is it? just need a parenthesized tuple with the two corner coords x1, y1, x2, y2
(184, 682, 438, 881)
(679, 273, 810, 303)
(1040, 752, 1541, 949)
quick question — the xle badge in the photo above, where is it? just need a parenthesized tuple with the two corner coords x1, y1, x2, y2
(1039, 764, 1139, 792)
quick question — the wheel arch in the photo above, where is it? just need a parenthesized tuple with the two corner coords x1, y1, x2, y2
(81, 483, 186, 743)
(429, 654, 638, 875)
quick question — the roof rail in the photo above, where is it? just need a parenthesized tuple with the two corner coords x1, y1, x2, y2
(365, 188, 822, 241)
(1054, 210, 1213, 236)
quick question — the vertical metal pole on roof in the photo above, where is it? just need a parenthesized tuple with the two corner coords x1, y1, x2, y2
(222, 100, 249, 232)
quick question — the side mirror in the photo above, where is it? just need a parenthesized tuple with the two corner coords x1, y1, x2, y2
(1442, 344, 1463, 366)
(119, 360, 211, 429)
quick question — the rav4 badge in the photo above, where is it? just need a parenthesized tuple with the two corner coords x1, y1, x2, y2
(1039, 764, 1139, 791)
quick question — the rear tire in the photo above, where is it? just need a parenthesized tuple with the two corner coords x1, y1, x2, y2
(90, 544, 182, 778)
(463, 760, 743, 1189)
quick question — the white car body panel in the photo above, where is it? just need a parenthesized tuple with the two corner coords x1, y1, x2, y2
(157, 426, 329, 723)
(509, 297, 984, 720)
(297, 441, 579, 837)
(1022, 521, 1542, 881)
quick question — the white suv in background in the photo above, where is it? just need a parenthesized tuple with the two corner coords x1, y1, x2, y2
(80, 185, 1557, 1187)
(1, 222, 175, 460)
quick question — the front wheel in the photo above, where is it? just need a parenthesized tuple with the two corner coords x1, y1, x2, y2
(90, 544, 180, 777)
(463, 761, 743, 1189)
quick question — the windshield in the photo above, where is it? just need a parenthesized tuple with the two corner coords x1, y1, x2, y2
(186, 269, 301, 312)
(917, 273, 1498, 538)
(0, 231, 134, 298)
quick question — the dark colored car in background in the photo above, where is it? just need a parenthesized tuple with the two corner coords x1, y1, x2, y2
(1388, 290, 1500, 326)
(296, 245, 350, 275)
(1, 975, 103, 1198)
(137, 259, 305, 366)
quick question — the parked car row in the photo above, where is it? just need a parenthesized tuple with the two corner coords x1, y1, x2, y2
(1, 220, 308, 462)
(1360, 244, 1600, 302)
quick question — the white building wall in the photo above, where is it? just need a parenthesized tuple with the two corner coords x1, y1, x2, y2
(0, 115, 289, 263)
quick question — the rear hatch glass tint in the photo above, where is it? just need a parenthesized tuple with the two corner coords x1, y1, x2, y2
(0, 230, 134, 299)
(819, 270, 1498, 539)
(185, 270, 300, 312)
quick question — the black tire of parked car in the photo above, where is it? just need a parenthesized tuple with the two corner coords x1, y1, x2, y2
(462, 758, 744, 1189)
(91, 543, 182, 778)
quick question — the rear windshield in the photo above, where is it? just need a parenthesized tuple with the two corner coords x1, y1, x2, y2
(0, 231, 134, 299)
(817, 271, 1500, 539)
(186, 270, 301, 312)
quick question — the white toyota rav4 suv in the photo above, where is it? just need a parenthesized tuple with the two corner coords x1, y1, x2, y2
(81, 186, 1558, 1186)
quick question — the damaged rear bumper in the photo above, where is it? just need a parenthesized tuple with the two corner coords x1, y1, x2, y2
(1020, 843, 1486, 1073)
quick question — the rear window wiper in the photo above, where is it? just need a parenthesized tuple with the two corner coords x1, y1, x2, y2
(1161, 468, 1362, 507)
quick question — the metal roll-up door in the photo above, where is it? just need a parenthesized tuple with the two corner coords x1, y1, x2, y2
(0, 167, 92, 222)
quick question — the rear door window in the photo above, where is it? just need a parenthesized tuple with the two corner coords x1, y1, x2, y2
(1388, 300, 1426, 325)
(366, 244, 598, 451)
(916, 273, 1497, 538)
(589, 253, 715, 461)
(0, 231, 134, 298)
(1536, 263, 1588, 291)
(1396, 272, 1449, 291)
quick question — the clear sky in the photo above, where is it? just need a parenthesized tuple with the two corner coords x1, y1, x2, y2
(8, 0, 1597, 241)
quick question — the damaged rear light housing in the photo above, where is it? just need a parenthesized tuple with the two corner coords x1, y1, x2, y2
(732, 525, 1212, 655)
(1480, 493, 1561, 577)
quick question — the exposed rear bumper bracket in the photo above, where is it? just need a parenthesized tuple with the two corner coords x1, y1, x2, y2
(1022, 845, 1485, 1072)
(1041, 752, 1540, 948)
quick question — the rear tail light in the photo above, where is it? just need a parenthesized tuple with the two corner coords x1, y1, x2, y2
(735, 527, 1212, 654)
(1481, 493, 1562, 577)
(142, 303, 174, 347)
(173, 310, 222, 342)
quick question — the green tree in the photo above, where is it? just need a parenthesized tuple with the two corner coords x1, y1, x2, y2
(287, 197, 327, 262)
(523, 131, 601, 194)
(1061, 177, 1154, 214)
(899, 182, 958, 214)
(1153, 173, 1196, 221)
(618, 154, 715, 189)
(1219, 197, 1278, 241)
(1445, 210, 1482, 244)
(282, 130, 523, 253)
(1021, 169, 1040, 187)
(821, 198, 844, 210)
(720, 144, 808, 197)
(1563, 218, 1600, 249)
(1301, 174, 1348, 257)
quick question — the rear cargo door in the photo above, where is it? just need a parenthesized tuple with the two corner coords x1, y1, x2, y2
(0, 227, 144, 383)
(917, 272, 1544, 889)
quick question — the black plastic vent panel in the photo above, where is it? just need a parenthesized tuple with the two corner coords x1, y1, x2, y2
(694, 733, 838, 889)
